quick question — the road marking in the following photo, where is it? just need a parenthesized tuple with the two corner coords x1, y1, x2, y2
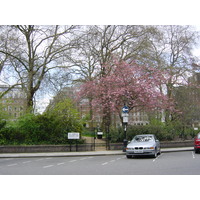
(102, 162, 108, 165)
(45, 158, 52, 160)
(7, 163, 17, 167)
(88, 157, 94, 159)
(57, 163, 65, 165)
(110, 160, 115, 162)
(69, 160, 77, 162)
(43, 165, 54, 168)
(153, 154, 161, 162)
(23, 161, 31, 163)
(192, 151, 195, 159)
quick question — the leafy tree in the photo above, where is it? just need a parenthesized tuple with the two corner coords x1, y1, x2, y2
(0, 98, 84, 144)
(78, 60, 171, 131)
(46, 98, 83, 134)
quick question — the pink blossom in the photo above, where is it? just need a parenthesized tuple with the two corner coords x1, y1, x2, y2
(77, 60, 173, 118)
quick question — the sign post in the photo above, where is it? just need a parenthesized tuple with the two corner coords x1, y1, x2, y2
(122, 106, 129, 152)
(68, 132, 80, 152)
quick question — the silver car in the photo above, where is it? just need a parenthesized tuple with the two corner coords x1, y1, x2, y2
(126, 134, 161, 158)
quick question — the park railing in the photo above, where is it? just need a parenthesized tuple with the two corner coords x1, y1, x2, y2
(0, 140, 194, 153)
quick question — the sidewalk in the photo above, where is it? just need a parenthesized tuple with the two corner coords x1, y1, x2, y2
(0, 147, 194, 158)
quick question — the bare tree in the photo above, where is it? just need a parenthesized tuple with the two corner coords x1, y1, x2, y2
(0, 25, 78, 112)
(69, 25, 157, 129)
(70, 25, 156, 80)
(149, 25, 198, 122)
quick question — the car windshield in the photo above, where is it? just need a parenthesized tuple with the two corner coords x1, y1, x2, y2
(197, 134, 200, 139)
(133, 136, 153, 142)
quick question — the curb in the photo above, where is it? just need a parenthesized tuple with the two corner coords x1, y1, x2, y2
(0, 147, 194, 158)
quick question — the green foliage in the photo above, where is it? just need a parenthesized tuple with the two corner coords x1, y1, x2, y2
(0, 98, 84, 145)
(109, 120, 197, 143)
(109, 126, 124, 142)
(82, 129, 96, 137)
(46, 98, 83, 133)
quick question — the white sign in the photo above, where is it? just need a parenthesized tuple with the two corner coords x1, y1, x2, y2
(123, 116, 128, 123)
(68, 132, 80, 139)
(122, 113, 129, 117)
(97, 132, 103, 135)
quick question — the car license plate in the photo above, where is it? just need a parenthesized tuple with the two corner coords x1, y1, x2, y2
(134, 150, 143, 153)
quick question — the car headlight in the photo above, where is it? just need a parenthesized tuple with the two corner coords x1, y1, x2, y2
(126, 147, 134, 150)
(144, 147, 154, 149)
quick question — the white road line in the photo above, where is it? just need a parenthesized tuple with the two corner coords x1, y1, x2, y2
(45, 158, 52, 160)
(102, 162, 108, 165)
(69, 160, 77, 163)
(192, 151, 195, 159)
(153, 155, 161, 162)
(57, 163, 65, 165)
(110, 160, 115, 162)
(122, 156, 126, 159)
(7, 163, 17, 167)
(23, 161, 32, 164)
(43, 165, 54, 168)
(116, 158, 121, 160)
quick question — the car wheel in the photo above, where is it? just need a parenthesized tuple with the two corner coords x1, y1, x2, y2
(152, 149, 157, 158)
(195, 149, 198, 154)
(126, 155, 132, 159)
(158, 148, 161, 155)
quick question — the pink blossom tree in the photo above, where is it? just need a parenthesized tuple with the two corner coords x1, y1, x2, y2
(78, 60, 173, 129)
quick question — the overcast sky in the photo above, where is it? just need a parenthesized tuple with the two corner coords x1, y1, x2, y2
(1, 0, 200, 25)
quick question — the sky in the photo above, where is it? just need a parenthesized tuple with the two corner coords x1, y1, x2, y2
(1, 24, 200, 113)
(1, 0, 200, 25)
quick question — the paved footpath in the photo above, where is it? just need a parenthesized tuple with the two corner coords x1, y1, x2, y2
(0, 147, 194, 158)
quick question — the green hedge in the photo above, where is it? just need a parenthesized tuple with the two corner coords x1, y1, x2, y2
(109, 124, 197, 143)
(0, 113, 84, 145)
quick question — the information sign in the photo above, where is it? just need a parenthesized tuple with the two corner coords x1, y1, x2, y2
(68, 132, 80, 139)
(123, 116, 128, 123)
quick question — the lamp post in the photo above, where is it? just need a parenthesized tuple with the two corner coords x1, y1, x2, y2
(122, 105, 129, 152)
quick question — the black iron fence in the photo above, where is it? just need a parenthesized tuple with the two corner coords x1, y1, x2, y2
(0, 140, 194, 153)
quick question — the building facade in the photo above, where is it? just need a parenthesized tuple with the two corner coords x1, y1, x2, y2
(0, 85, 26, 119)
(47, 86, 150, 128)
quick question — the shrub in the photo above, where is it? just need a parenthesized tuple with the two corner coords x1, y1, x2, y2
(109, 121, 196, 143)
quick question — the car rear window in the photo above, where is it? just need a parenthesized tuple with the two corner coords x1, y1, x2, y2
(134, 136, 153, 142)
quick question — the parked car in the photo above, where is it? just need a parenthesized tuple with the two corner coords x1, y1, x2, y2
(194, 133, 200, 153)
(126, 134, 161, 158)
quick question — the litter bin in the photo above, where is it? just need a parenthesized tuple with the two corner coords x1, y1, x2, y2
(97, 132, 103, 139)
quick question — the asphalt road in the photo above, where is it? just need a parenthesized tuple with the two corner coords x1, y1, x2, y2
(0, 151, 200, 175)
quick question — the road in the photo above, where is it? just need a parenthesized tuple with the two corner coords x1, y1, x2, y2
(0, 151, 200, 175)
